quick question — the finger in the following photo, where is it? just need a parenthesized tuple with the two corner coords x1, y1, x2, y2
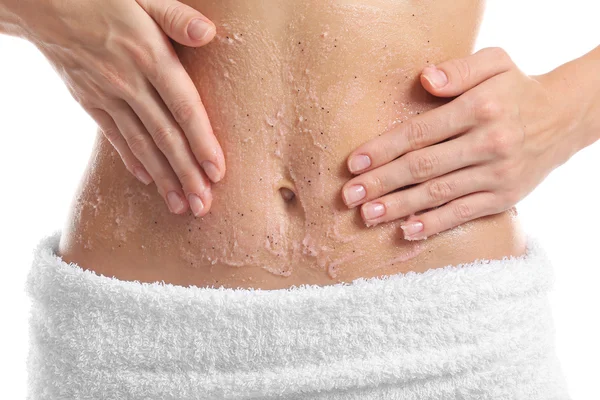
(125, 80, 215, 216)
(346, 97, 475, 175)
(421, 47, 515, 97)
(136, 0, 216, 46)
(358, 164, 492, 227)
(342, 131, 490, 208)
(86, 107, 153, 186)
(106, 99, 213, 217)
(144, 55, 225, 184)
(399, 191, 501, 241)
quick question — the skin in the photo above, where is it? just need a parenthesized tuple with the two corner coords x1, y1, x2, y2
(343, 45, 600, 240)
(0, 0, 225, 216)
(2, 0, 599, 290)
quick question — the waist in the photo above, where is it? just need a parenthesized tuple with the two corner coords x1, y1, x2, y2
(58, 129, 527, 290)
(57, 0, 529, 289)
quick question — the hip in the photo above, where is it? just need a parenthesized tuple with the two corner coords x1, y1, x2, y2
(56, 132, 527, 290)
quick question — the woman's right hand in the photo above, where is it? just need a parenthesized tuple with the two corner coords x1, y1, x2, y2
(14, 0, 225, 217)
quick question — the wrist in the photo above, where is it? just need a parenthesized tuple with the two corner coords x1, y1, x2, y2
(534, 46, 600, 164)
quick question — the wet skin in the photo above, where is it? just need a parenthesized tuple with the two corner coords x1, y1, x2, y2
(58, 0, 527, 290)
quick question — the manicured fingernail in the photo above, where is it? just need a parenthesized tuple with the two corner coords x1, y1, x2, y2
(202, 160, 221, 183)
(188, 193, 204, 217)
(348, 154, 371, 173)
(167, 191, 185, 214)
(188, 19, 214, 41)
(188, 18, 214, 40)
(424, 66, 448, 88)
(400, 221, 424, 239)
(134, 167, 152, 185)
(343, 184, 366, 206)
(362, 202, 385, 220)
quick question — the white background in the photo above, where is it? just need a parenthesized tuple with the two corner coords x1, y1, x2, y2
(1, 1, 598, 398)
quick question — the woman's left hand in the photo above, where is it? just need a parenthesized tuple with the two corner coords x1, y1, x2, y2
(341, 47, 576, 241)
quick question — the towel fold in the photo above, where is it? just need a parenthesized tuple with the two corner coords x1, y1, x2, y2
(25, 229, 570, 399)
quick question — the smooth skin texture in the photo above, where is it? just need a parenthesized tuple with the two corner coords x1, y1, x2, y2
(0, 0, 225, 217)
(343, 45, 600, 240)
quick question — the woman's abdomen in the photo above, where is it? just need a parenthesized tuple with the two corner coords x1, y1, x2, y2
(57, 0, 528, 290)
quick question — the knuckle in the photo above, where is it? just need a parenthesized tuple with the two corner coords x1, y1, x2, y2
(486, 128, 514, 158)
(406, 119, 430, 150)
(127, 162, 147, 178)
(102, 65, 136, 100)
(408, 153, 438, 180)
(129, 162, 145, 173)
(68, 86, 92, 108)
(427, 180, 454, 203)
(379, 136, 400, 162)
(162, 3, 187, 34)
(128, 40, 159, 79)
(151, 126, 176, 151)
(127, 134, 150, 157)
(452, 202, 473, 221)
(101, 127, 122, 144)
(369, 174, 387, 195)
(474, 97, 504, 122)
(454, 57, 473, 83)
(385, 194, 401, 210)
(170, 98, 197, 127)
(382, 144, 399, 163)
(175, 168, 195, 187)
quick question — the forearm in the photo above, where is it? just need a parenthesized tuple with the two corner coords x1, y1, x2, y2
(577, 46, 600, 148)
(541, 45, 600, 156)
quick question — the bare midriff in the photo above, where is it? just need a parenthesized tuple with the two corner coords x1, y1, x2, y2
(57, 0, 527, 290)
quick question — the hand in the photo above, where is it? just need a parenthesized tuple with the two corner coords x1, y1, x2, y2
(341, 47, 575, 240)
(17, 0, 224, 217)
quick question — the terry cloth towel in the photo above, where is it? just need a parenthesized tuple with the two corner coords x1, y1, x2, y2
(25, 229, 571, 400)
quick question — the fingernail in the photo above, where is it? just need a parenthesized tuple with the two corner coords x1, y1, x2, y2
(362, 202, 385, 220)
(167, 191, 185, 214)
(400, 221, 424, 238)
(134, 167, 153, 185)
(188, 19, 214, 41)
(348, 154, 371, 173)
(201, 160, 221, 183)
(188, 193, 205, 217)
(424, 66, 448, 88)
(343, 184, 366, 206)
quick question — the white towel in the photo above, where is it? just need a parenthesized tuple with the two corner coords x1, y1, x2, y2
(25, 229, 570, 399)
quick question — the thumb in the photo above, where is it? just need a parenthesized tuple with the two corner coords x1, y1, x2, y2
(420, 47, 514, 97)
(136, 0, 216, 46)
